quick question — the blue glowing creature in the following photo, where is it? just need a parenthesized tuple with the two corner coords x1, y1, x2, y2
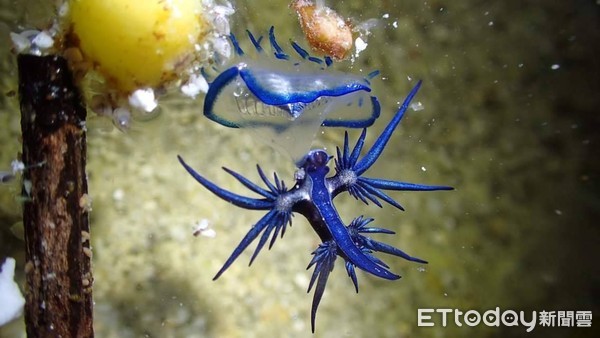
(202, 27, 381, 162)
(178, 81, 453, 332)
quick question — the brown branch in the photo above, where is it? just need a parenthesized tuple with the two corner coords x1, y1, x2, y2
(18, 54, 93, 338)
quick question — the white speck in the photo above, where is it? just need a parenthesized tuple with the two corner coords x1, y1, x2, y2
(444, 293, 448, 297)
(10, 160, 25, 175)
(32, 31, 54, 49)
(193, 219, 216, 238)
(211, 35, 232, 60)
(417, 266, 426, 272)
(410, 101, 424, 111)
(551, 64, 560, 70)
(10, 32, 31, 53)
(112, 189, 125, 202)
(382, 13, 389, 19)
(488, 21, 494, 26)
(392, 21, 398, 28)
(294, 273, 309, 289)
(354, 37, 368, 58)
(554, 209, 562, 215)
(181, 73, 209, 98)
(0, 258, 25, 327)
(128, 88, 157, 113)
(200, 228, 216, 238)
(112, 107, 132, 131)
(58, 2, 69, 17)
(421, 166, 427, 172)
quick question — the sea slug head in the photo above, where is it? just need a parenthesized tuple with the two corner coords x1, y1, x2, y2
(298, 149, 330, 174)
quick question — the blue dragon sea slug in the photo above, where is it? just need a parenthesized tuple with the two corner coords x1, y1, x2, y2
(201, 26, 381, 162)
(179, 81, 453, 332)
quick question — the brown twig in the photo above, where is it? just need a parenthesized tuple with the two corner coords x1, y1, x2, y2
(18, 54, 93, 338)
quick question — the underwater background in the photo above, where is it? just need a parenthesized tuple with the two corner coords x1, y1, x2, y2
(0, 0, 598, 337)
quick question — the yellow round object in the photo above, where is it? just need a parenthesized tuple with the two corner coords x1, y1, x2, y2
(69, 0, 208, 92)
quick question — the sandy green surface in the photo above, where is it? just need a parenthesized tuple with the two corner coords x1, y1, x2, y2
(1, 1, 599, 337)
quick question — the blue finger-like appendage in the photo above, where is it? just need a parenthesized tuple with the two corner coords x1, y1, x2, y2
(246, 30, 263, 52)
(213, 210, 278, 280)
(222, 167, 275, 199)
(229, 33, 244, 56)
(353, 80, 422, 175)
(361, 176, 454, 192)
(268, 26, 289, 60)
(178, 155, 273, 210)
(365, 239, 428, 264)
(249, 211, 292, 265)
(358, 180, 405, 210)
(348, 216, 428, 264)
(345, 260, 359, 293)
(307, 241, 337, 333)
(326, 215, 399, 280)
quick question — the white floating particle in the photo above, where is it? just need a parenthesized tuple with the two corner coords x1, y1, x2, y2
(551, 64, 560, 70)
(0, 258, 25, 326)
(382, 13, 389, 19)
(128, 88, 157, 113)
(199, 228, 216, 238)
(10, 160, 25, 175)
(32, 31, 54, 49)
(410, 101, 424, 111)
(354, 37, 368, 58)
(193, 219, 216, 237)
(9, 32, 31, 53)
(421, 166, 427, 172)
(392, 21, 398, 28)
(181, 73, 209, 98)
(112, 189, 125, 202)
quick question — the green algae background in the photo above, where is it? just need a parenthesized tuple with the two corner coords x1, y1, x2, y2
(1, 1, 599, 337)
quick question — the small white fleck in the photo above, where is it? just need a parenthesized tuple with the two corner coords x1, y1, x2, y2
(410, 101, 424, 111)
(354, 37, 368, 58)
(128, 88, 157, 113)
(181, 73, 209, 98)
(112, 189, 124, 202)
(0, 258, 25, 326)
(554, 209, 562, 215)
(58, 2, 69, 17)
(551, 64, 560, 70)
(32, 31, 54, 49)
(193, 219, 216, 237)
(488, 21, 494, 26)
(10, 160, 25, 175)
(10, 32, 31, 53)
(200, 229, 216, 238)
(112, 107, 132, 131)
(421, 166, 427, 172)
(382, 13, 389, 19)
